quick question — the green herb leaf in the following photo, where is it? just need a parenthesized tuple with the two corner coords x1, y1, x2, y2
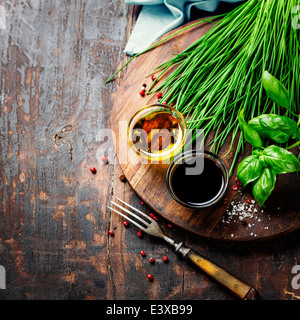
(262, 71, 290, 109)
(237, 155, 263, 187)
(238, 109, 263, 149)
(252, 149, 263, 156)
(252, 167, 276, 206)
(260, 145, 300, 174)
(248, 114, 298, 143)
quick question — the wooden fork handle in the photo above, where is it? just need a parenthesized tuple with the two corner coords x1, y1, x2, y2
(186, 249, 259, 300)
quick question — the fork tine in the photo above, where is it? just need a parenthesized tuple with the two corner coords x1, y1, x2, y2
(114, 196, 152, 222)
(111, 201, 150, 228)
(107, 206, 148, 232)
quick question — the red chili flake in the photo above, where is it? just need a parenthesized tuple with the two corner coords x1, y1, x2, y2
(162, 101, 167, 105)
(151, 75, 156, 81)
(102, 155, 108, 164)
(157, 92, 162, 99)
(139, 90, 145, 97)
(149, 213, 154, 218)
(246, 198, 252, 204)
(236, 181, 241, 187)
(139, 200, 144, 205)
(137, 231, 143, 238)
(123, 221, 129, 228)
(162, 256, 169, 262)
(232, 185, 238, 191)
(153, 216, 158, 221)
(234, 177, 239, 182)
(149, 257, 155, 264)
(167, 223, 172, 229)
(140, 251, 146, 257)
(147, 274, 153, 282)
(90, 167, 97, 174)
(108, 230, 114, 236)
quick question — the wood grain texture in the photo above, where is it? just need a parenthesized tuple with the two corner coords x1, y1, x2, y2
(0, 0, 299, 301)
(111, 20, 300, 242)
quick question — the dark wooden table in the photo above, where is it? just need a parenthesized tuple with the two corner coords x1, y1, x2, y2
(0, 0, 299, 301)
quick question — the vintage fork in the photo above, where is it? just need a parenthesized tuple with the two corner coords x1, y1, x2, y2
(108, 197, 259, 300)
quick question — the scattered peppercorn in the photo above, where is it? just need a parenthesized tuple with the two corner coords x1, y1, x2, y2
(102, 155, 108, 164)
(149, 213, 154, 218)
(162, 256, 169, 262)
(108, 230, 114, 236)
(139, 200, 144, 205)
(140, 251, 146, 257)
(149, 257, 155, 264)
(246, 198, 252, 204)
(167, 223, 172, 229)
(153, 216, 158, 221)
(119, 175, 126, 182)
(90, 167, 97, 174)
(139, 90, 145, 97)
(151, 75, 156, 81)
(147, 274, 153, 282)
(241, 219, 248, 226)
(232, 185, 238, 191)
(234, 177, 239, 182)
(157, 92, 162, 99)
(137, 231, 143, 238)
(123, 221, 129, 228)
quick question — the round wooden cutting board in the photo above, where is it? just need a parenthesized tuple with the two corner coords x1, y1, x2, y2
(111, 19, 300, 242)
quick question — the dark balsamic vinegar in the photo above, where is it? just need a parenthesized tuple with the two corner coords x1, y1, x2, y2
(171, 157, 225, 206)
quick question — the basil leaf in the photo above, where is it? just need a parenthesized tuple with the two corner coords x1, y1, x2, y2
(237, 155, 263, 187)
(262, 71, 290, 109)
(247, 117, 269, 137)
(238, 109, 263, 148)
(260, 145, 300, 174)
(249, 114, 298, 143)
(252, 167, 276, 206)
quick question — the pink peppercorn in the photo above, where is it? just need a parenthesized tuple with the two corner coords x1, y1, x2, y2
(147, 274, 153, 282)
(102, 155, 108, 164)
(137, 231, 143, 238)
(123, 221, 129, 227)
(149, 257, 155, 264)
(90, 167, 97, 174)
(140, 251, 146, 257)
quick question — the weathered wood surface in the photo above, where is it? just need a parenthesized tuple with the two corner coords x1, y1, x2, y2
(0, 0, 299, 300)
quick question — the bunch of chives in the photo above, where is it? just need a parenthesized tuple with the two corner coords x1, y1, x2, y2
(147, 0, 300, 175)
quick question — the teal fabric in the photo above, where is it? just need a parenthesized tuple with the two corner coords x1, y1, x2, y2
(124, 0, 244, 55)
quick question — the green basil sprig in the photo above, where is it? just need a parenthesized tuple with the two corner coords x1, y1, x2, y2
(236, 73, 300, 206)
(237, 113, 300, 206)
(237, 146, 300, 206)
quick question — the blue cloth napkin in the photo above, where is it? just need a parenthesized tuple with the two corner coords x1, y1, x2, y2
(124, 0, 244, 55)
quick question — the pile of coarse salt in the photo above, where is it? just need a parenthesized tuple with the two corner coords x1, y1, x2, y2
(221, 198, 271, 238)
